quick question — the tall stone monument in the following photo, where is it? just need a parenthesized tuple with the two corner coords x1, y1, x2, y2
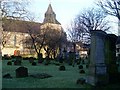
(87, 30, 108, 86)
(87, 30, 118, 86)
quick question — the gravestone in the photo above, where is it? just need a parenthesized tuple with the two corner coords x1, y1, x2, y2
(76, 78, 86, 85)
(7, 61, 12, 65)
(68, 51, 75, 65)
(59, 65, 65, 71)
(14, 56, 22, 65)
(78, 65, 83, 69)
(14, 60, 21, 65)
(32, 62, 37, 66)
(16, 67, 28, 78)
(79, 69, 85, 74)
(3, 73, 12, 79)
(87, 30, 118, 86)
(87, 30, 108, 86)
(29, 57, 34, 63)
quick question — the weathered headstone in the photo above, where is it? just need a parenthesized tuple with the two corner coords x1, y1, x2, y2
(78, 65, 83, 69)
(68, 51, 75, 65)
(79, 70, 85, 74)
(3, 73, 12, 79)
(16, 67, 28, 78)
(14, 56, 22, 65)
(7, 61, 12, 65)
(87, 30, 108, 86)
(14, 60, 21, 65)
(32, 62, 37, 66)
(29, 57, 34, 63)
(59, 65, 65, 71)
(87, 30, 118, 86)
(76, 78, 86, 85)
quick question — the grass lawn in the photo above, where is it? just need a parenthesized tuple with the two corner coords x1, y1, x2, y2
(2, 60, 92, 89)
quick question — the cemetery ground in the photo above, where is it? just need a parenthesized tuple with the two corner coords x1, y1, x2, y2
(2, 59, 120, 89)
(2, 59, 91, 89)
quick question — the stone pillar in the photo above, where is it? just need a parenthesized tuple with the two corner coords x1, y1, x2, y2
(87, 30, 108, 86)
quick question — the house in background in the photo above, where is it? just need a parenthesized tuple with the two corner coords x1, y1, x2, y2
(65, 41, 90, 58)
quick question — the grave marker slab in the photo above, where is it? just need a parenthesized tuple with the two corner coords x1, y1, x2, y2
(16, 67, 28, 78)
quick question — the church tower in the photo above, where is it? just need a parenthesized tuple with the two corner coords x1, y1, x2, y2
(43, 3, 60, 24)
(41, 3, 63, 31)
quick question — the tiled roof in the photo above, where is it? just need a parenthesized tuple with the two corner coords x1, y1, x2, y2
(2, 19, 42, 34)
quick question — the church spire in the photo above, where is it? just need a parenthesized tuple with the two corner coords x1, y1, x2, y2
(43, 3, 60, 24)
(45, 3, 54, 15)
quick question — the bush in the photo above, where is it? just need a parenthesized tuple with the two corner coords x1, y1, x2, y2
(7, 61, 12, 65)
(79, 70, 85, 74)
(59, 65, 65, 71)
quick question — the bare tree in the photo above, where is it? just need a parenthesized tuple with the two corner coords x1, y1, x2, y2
(21, 17, 43, 60)
(1, 0, 30, 48)
(42, 26, 66, 59)
(22, 17, 67, 60)
(97, 0, 120, 21)
(68, 8, 110, 44)
(1, 0, 30, 19)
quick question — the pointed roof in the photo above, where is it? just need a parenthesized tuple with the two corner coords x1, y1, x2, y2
(45, 4, 54, 14)
(43, 4, 61, 24)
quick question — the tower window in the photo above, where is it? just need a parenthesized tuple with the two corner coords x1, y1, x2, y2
(116, 48, 119, 52)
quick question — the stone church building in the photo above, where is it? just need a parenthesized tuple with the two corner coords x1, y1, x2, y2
(2, 4, 65, 58)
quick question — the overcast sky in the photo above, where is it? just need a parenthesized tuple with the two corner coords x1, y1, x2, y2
(28, 0, 118, 35)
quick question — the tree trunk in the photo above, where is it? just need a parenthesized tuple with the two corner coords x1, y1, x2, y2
(37, 53, 43, 63)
